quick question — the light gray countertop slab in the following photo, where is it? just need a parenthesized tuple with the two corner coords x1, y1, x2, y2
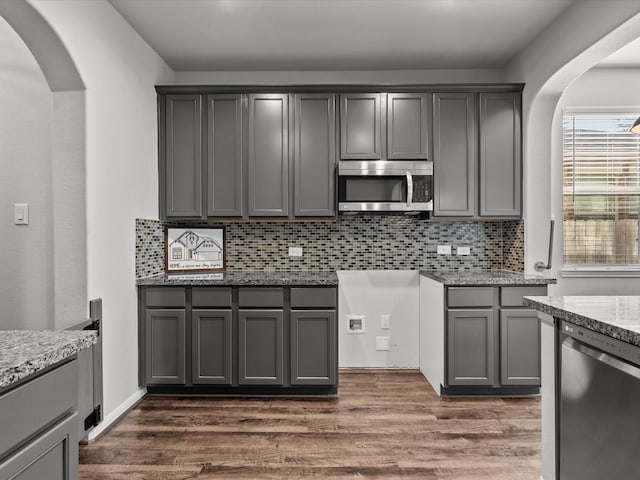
(137, 271, 339, 287)
(0, 330, 98, 389)
(420, 269, 556, 286)
(524, 295, 640, 347)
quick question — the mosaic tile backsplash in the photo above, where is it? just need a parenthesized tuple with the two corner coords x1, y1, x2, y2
(136, 217, 525, 278)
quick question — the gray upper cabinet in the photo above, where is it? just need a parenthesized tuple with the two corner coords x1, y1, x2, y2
(433, 93, 477, 217)
(163, 95, 202, 218)
(387, 93, 429, 160)
(293, 94, 336, 217)
(206, 95, 243, 216)
(479, 92, 522, 217)
(248, 94, 289, 216)
(340, 93, 382, 159)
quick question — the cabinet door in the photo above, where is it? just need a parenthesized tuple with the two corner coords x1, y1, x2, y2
(248, 94, 289, 216)
(163, 95, 202, 218)
(447, 309, 495, 386)
(500, 309, 541, 386)
(145, 309, 186, 385)
(294, 94, 336, 217)
(433, 92, 477, 217)
(238, 310, 284, 385)
(387, 93, 429, 160)
(290, 310, 337, 385)
(206, 95, 243, 216)
(0, 413, 78, 480)
(340, 93, 382, 159)
(192, 309, 232, 385)
(479, 92, 522, 217)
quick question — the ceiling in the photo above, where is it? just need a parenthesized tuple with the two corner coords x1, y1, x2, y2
(108, 0, 579, 72)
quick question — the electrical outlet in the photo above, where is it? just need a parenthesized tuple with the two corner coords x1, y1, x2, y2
(457, 246, 471, 256)
(288, 246, 303, 257)
(376, 336, 390, 351)
(381, 314, 390, 329)
(437, 245, 451, 255)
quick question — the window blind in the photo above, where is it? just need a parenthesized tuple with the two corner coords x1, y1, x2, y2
(562, 113, 640, 265)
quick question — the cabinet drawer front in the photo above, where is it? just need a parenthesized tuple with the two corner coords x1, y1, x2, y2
(145, 288, 186, 308)
(0, 360, 77, 460)
(500, 286, 547, 307)
(192, 288, 232, 308)
(238, 288, 284, 308)
(290, 288, 336, 308)
(447, 287, 494, 307)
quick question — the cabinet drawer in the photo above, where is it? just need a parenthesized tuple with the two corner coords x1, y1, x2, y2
(500, 286, 547, 307)
(291, 288, 336, 309)
(192, 288, 232, 308)
(145, 288, 186, 308)
(0, 360, 77, 460)
(238, 288, 284, 308)
(447, 287, 494, 308)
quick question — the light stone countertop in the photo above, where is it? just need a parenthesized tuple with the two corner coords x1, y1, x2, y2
(0, 330, 98, 390)
(420, 269, 556, 286)
(524, 295, 640, 347)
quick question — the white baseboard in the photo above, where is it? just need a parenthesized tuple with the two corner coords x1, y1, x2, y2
(86, 387, 146, 442)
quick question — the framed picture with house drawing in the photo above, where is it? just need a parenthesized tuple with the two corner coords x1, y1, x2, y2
(165, 227, 225, 273)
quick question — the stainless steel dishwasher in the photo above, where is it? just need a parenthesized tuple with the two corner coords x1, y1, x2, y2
(559, 320, 640, 479)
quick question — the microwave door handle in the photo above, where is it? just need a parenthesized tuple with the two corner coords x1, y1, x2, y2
(406, 172, 413, 206)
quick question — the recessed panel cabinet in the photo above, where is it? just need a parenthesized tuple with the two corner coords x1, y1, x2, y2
(139, 285, 338, 393)
(447, 309, 495, 386)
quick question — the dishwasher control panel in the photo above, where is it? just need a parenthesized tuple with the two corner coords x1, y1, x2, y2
(562, 321, 640, 367)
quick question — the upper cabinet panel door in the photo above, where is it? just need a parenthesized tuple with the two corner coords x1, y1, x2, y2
(387, 93, 430, 160)
(433, 93, 477, 217)
(206, 95, 243, 217)
(479, 92, 522, 217)
(248, 94, 289, 216)
(164, 95, 202, 218)
(294, 94, 336, 217)
(340, 93, 382, 159)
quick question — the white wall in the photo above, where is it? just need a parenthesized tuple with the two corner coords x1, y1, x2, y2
(27, 0, 175, 421)
(338, 271, 419, 368)
(549, 67, 640, 295)
(0, 16, 53, 330)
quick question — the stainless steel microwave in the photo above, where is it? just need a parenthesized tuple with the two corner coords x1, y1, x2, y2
(338, 160, 433, 214)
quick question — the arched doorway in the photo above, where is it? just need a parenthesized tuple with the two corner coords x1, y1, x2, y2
(0, 1, 86, 329)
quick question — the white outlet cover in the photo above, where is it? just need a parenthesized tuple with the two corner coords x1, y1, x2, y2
(381, 314, 390, 329)
(288, 246, 303, 257)
(437, 245, 451, 255)
(457, 246, 471, 256)
(376, 336, 390, 351)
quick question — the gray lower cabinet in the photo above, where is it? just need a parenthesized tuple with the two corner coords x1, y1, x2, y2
(290, 310, 337, 385)
(0, 360, 79, 480)
(447, 309, 495, 386)
(238, 310, 284, 385)
(145, 309, 186, 385)
(499, 308, 541, 385)
(444, 285, 545, 393)
(192, 309, 232, 385)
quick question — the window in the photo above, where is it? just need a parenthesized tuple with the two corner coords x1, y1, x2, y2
(563, 112, 640, 266)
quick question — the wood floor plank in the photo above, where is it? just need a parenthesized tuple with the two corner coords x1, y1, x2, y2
(80, 371, 541, 479)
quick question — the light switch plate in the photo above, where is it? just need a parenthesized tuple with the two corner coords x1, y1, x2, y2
(437, 245, 451, 255)
(288, 246, 303, 257)
(14, 204, 29, 225)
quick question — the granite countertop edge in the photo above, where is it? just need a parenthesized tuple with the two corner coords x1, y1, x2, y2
(137, 271, 339, 287)
(0, 330, 98, 389)
(523, 296, 640, 347)
(420, 269, 557, 286)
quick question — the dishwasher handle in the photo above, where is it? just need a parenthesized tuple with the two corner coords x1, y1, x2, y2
(564, 336, 640, 381)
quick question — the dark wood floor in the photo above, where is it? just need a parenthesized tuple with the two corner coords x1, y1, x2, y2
(79, 371, 541, 479)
